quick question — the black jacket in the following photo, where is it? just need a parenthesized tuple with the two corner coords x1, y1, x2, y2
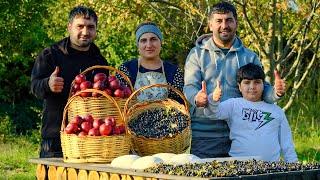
(31, 37, 108, 138)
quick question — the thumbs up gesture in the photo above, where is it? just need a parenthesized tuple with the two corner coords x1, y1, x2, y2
(49, 66, 64, 93)
(195, 81, 208, 107)
(274, 70, 286, 97)
(212, 81, 222, 101)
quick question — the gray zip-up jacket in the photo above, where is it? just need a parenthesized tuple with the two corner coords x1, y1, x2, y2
(184, 34, 279, 138)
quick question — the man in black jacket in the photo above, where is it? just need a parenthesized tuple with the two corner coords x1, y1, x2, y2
(31, 6, 108, 158)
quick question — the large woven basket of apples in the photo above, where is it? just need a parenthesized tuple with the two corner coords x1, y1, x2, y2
(60, 66, 133, 163)
(68, 65, 134, 118)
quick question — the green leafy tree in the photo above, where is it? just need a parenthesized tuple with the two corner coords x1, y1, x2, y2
(0, 0, 50, 135)
(233, 0, 320, 110)
(0, 0, 51, 103)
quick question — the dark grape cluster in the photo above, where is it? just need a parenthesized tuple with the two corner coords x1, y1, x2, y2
(144, 159, 320, 178)
(128, 108, 188, 138)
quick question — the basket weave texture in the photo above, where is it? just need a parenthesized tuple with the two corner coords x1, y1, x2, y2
(61, 89, 130, 163)
(124, 84, 191, 156)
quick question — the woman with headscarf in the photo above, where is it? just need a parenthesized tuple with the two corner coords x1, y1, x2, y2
(118, 21, 184, 102)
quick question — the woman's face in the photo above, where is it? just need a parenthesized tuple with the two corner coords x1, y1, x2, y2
(138, 33, 161, 60)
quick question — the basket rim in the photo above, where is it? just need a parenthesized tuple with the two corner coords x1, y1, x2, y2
(124, 84, 189, 115)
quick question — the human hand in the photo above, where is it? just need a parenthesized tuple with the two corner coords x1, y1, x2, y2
(274, 70, 286, 97)
(212, 81, 222, 102)
(195, 81, 208, 107)
(49, 66, 64, 93)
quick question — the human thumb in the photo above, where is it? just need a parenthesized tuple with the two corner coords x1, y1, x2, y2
(201, 81, 207, 94)
(274, 70, 281, 80)
(216, 80, 221, 90)
(51, 66, 60, 77)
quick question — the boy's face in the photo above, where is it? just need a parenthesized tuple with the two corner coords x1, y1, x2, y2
(238, 79, 264, 102)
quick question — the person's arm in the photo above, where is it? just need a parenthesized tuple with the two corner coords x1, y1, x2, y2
(30, 49, 55, 99)
(204, 93, 232, 120)
(183, 48, 203, 108)
(279, 112, 298, 163)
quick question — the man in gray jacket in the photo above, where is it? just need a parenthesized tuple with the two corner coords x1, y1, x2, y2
(184, 1, 286, 158)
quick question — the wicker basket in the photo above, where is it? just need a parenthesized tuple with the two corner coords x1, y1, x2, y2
(61, 89, 130, 163)
(68, 65, 133, 117)
(124, 84, 191, 156)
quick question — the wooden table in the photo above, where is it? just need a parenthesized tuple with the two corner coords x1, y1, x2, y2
(29, 158, 320, 180)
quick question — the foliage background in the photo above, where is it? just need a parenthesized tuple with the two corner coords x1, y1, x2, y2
(0, 1, 319, 177)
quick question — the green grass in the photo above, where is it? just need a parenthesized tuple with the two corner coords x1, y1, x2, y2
(0, 136, 38, 179)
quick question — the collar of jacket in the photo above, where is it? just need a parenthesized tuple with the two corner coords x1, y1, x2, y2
(197, 34, 244, 53)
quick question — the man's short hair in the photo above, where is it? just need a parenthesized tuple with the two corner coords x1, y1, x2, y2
(68, 6, 98, 25)
(237, 63, 265, 83)
(209, 1, 237, 20)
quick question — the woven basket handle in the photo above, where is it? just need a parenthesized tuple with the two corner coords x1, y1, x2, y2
(123, 84, 189, 116)
(68, 65, 134, 97)
(61, 89, 124, 131)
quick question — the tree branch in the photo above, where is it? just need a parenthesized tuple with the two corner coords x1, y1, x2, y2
(240, 0, 268, 56)
(283, 37, 319, 111)
(283, 2, 317, 80)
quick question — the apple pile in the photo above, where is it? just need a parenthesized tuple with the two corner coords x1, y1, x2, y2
(64, 114, 126, 136)
(71, 73, 132, 98)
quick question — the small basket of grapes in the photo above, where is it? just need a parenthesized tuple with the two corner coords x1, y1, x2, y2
(124, 84, 191, 156)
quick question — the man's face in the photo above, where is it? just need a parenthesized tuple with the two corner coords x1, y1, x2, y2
(238, 79, 264, 102)
(68, 15, 97, 51)
(209, 12, 237, 47)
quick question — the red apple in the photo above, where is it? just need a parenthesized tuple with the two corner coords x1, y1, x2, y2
(93, 119, 103, 129)
(92, 92, 101, 97)
(112, 126, 121, 135)
(80, 91, 92, 97)
(83, 114, 94, 123)
(75, 74, 86, 84)
(65, 123, 78, 134)
(70, 115, 83, 125)
(80, 81, 92, 90)
(114, 89, 124, 98)
(99, 123, 113, 136)
(88, 128, 100, 136)
(104, 116, 116, 127)
(81, 121, 92, 133)
(108, 75, 117, 82)
(109, 79, 120, 90)
(118, 124, 126, 134)
(122, 86, 132, 98)
(94, 73, 107, 83)
(93, 80, 106, 90)
(104, 88, 113, 96)
(78, 131, 88, 137)
(72, 83, 81, 92)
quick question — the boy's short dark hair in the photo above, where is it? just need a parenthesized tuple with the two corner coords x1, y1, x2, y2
(209, 1, 237, 20)
(68, 6, 98, 25)
(237, 63, 265, 83)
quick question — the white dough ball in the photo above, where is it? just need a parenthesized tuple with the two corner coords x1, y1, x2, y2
(168, 154, 201, 165)
(131, 156, 163, 170)
(152, 153, 176, 164)
(111, 155, 140, 169)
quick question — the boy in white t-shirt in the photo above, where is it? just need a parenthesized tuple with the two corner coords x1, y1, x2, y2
(204, 63, 298, 162)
